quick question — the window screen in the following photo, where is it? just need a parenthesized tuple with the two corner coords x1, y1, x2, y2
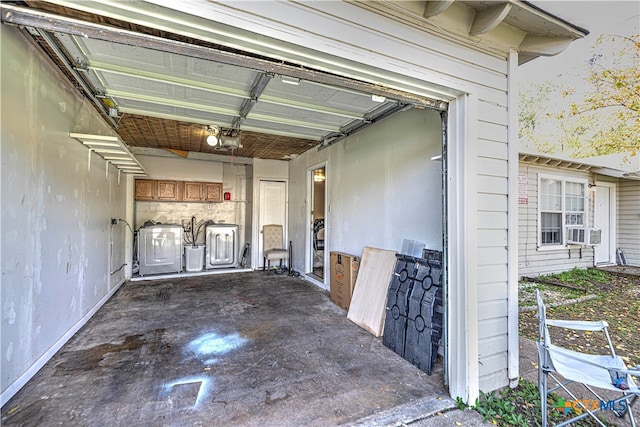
(539, 177, 587, 246)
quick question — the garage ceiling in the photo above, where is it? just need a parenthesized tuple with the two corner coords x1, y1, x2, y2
(3, 1, 585, 162)
(3, 1, 439, 161)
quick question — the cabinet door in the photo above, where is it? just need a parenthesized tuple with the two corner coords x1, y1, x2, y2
(157, 181, 180, 201)
(183, 182, 203, 201)
(204, 183, 222, 202)
(135, 179, 155, 201)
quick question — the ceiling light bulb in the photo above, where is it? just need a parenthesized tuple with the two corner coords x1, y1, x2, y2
(206, 125, 220, 146)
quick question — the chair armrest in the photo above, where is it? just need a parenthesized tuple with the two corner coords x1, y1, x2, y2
(546, 319, 608, 331)
(610, 366, 640, 376)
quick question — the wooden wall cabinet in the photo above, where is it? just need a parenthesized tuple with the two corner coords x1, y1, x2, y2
(156, 180, 181, 201)
(204, 182, 222, 202)
(135, 179, 222, 202)
(183, 182, 204, 201)
(134, 179, 155, 201)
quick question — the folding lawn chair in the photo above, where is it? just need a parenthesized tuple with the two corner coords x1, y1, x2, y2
(536, 290, 639, 426)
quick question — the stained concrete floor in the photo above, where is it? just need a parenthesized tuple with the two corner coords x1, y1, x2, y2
(1, 272, 475, 426)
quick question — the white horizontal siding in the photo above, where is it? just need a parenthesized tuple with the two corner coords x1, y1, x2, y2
(478, 335, 508, 359)
(478, 317, 508, 391)
(478, 140, 509, 160)
(476, 111, 510, 389)
(481, 128, 513, 388)
(617, 180, 640, 266)
(478, 211, 508, 229)
(478, 229, 508, 247)
(478, 282, 508, 301)
(477, 100, 508, 126)
(478, 264, 509, 284)
(479, 122, 509, 143)
(518, 163, 595, 277)
(479, 364, 509, 392)
(478, 247, 508, 266)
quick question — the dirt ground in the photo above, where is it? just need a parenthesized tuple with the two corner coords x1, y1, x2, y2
(519, 269, 640, 368)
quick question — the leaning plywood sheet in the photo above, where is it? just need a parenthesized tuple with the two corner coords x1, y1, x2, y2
(347, 247, 397, 336)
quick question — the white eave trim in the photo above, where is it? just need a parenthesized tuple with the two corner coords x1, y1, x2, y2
(519, 153, 634, 179)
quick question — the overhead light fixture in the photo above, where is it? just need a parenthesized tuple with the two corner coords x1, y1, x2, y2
(314, 169, 326, 182)
(281, 75, 301, 86)
(371, 94, 386, 103)
(206, 125, 220, 146)
(220, 134, 242, 149)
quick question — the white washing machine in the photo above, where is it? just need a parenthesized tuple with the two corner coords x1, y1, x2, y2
(205, 224, 238, 269)
(137, 224, 183, 276)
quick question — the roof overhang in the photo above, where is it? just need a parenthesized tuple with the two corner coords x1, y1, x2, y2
(371, 0, 588, 65)
(519, 151, 640, 180)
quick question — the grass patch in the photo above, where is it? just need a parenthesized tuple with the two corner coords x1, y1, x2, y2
(551, 267, 609, 287)
(470, 378, 611, 426)
(470, 268, 640, 426)
(520, 268, 640, 367)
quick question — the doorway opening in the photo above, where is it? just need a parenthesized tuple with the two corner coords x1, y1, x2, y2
(256, 179, 288, 270)
(594, 182, 616, 265)
(309, 166, 326, 281)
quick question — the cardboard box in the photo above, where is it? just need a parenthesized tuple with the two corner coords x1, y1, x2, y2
(330, 251, 360, 310)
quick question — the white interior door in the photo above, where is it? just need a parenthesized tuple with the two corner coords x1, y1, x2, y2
(594, 184, 614, 264)
(258, 180, 287, 268)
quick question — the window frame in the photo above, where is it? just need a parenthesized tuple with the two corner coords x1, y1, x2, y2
(537, 173, 589, 250)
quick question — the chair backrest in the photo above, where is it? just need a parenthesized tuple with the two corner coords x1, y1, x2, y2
(313, 218, 325, 250)
(263, 224, 284, 251)
(536, 290, 549, 346)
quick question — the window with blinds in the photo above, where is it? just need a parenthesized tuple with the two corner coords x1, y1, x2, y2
(539, 175, 587, 247)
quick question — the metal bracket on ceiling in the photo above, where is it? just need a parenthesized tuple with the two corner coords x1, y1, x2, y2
(25, 26, 39, 36)
(232, 72, 274, 132)
(30, 28, 119, 129)
(73, 61, 89, 72)
(318, 102, 414, 150)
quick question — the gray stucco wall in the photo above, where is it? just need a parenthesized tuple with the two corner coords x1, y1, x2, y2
(1, 26, 129, 403)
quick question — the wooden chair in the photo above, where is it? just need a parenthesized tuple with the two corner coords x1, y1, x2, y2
(262, 224, 289, 273)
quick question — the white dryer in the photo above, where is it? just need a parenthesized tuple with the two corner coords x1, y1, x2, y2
(205, 224, 238, 269)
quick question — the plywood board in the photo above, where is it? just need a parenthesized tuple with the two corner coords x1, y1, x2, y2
(347, 246, 397, 336)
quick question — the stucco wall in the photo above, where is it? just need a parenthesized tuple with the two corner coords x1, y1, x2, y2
(288, 108, 443, 285)
(1, 27, 129, 403)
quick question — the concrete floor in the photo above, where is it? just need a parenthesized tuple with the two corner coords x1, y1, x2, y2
(1, 272, 471, 426)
